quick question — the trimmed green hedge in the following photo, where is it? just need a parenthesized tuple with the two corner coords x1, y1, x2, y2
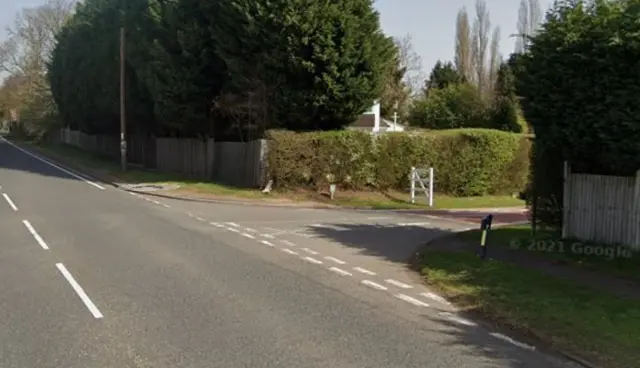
(266, 129, 530, 196)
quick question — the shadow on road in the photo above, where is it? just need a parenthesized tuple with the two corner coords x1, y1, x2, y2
(285, 222, 587, 367)
(301, 222, 453, 263)
(426, 315, 571, 368)
(0, 137, 84, 183)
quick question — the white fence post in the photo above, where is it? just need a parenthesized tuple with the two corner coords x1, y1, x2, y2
(409, 166, 434, 207)
(429, 167, 434, 207)
(410, 166, 416, 204)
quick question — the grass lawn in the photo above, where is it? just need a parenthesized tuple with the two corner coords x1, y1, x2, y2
(418, 250, 640, 368)
(457, 224, 640, 282)
(23, 140, 525, 210)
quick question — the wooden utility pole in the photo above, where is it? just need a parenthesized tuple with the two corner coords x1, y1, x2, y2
(119, 26, 127, 171)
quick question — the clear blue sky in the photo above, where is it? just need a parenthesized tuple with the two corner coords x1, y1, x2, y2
(1, 0, 552, 74)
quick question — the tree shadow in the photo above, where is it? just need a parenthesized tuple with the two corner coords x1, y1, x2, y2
(0, 135, 85, 183)
(297, 221, 461, 263)
(420, 313, 577, 368)
(293, 222, 621, 367)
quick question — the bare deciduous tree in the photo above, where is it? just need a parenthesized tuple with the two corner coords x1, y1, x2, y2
(488, 26, 501, 96)
(0, 0, 75, 76)
(528, 0, 542, 38)
(471, 0, 491, 95)
(515, 0, 541, 53)
(392, 34, 424, 98)
(0, 0, 75, 134)
(454, 7, 472, 82)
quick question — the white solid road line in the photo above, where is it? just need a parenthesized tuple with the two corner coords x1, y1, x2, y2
(22, 220, 49, 250)
(55, 263, 103, 319)
(0, 136, 105, 189)
(394, 294, 430, 307)
(2, 193, 18, 211)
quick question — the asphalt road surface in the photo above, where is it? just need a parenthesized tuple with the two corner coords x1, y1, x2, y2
(0, 136, 580, 368)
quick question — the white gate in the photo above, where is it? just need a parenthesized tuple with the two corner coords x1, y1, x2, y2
(410, 167, 434, 206)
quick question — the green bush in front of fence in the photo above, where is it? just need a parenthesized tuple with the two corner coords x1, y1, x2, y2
(266, 128, 531, 196)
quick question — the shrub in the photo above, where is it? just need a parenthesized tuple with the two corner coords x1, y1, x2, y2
(266, 128, 530, 196)
(490, 97, 526, 133)
(408, 83, 489, 130)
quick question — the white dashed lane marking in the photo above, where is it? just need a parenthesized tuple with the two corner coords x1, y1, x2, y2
(421, 292, 451, 305)
(490, 332, 535, 351)
(324, 256, 346, 265)
(353, 267, 376, 276)
(385, 279, 413, 289)
(56, 263, 103, 319)
(281, 248, 298, 255)
(260, 240, 275, 247)
(394, 294, 429, 307)
(2, 193, 18, 211)
(302, 256, 323, 264)
(23, 220, 49, 250)
(360, 280, 387, 291)
(328, 267, 352, 276)
(439, 312, 477, 327)
(301, 248, 319, 255)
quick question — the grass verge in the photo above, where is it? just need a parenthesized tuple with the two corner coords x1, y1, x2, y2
(418, 250, 640, 368)
(457, 224, 640, 282)
(22, 140, 525, 209)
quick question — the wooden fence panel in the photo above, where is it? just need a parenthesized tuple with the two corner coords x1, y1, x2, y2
(563, 162, 640, 249)
(156, 138, 213, 178)
(57, 129, 267, 187)
(212, 139, 266, 188)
